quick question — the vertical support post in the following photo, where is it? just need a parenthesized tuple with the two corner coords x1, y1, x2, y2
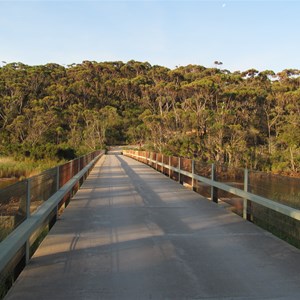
(243, 168, 248, 220)
(54, 166, 59, 223)
(162, 154, 164, 174)
(75, 158, 80, 193)
(178, 157, 181, 183)
(192, 159, 195, 191)
(25, 178, 31, 264)
(26, 178, 31, 219)
(155, 153, 158, 170)
(56, 166, 60, 191)
(211, 163, 218, 203)
(244, 169, 253, 221)
(71, 160, 74, 177)
(169, 156, 171, 178)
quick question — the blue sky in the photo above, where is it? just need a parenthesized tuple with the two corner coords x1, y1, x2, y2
(1, 0, 300, 72)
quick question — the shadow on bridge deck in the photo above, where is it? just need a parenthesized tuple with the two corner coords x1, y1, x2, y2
(5, 154, 300, 300)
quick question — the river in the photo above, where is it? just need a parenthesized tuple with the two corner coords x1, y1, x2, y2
(0, 178, 18, 190)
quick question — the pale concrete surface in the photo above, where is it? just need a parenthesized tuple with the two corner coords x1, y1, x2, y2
(5, 153, 300, 300)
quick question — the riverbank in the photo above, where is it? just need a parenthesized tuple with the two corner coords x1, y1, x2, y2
(274, 170, 300, 178)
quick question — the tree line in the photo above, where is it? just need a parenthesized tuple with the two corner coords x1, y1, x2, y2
(0, 60, 299, 174)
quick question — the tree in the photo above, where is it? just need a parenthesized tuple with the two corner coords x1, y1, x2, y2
(0, 60, 299, 174)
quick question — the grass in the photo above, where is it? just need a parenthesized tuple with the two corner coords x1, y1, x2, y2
(0, 157, 64, 180)
(0, 157, 29, 179)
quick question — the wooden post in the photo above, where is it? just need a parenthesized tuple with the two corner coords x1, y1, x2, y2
(169, 156, 171, 178)
(211, 164, 218, 203)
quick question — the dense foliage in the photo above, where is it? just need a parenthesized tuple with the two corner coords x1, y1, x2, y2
(0, 60, 299, 173)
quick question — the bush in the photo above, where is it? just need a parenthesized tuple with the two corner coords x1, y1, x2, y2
(56, 147, 76, 160)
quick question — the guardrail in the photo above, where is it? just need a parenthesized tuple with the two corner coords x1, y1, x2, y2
(123, 150, 300, 247)
(0, 150, 104, 296)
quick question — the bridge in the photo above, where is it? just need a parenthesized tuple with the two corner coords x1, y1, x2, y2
(3, 150, 300, 299)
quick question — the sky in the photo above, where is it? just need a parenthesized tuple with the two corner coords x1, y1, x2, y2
(1, 0, 300, 72)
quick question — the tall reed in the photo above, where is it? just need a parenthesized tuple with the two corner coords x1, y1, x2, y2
(0, 157, 63, 180)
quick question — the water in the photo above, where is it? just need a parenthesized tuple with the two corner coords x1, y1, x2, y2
(248, 172, 300, 209)
(0, 178, 18, 190)
(215, 169, 300, 209)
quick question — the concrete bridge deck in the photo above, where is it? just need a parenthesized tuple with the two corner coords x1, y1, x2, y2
(5, 152, 300, 299)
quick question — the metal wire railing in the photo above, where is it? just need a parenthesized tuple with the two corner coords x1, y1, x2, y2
(0, 150, 104, 298)
(0, 150, 103, 242)
(123, 150, 300, 248)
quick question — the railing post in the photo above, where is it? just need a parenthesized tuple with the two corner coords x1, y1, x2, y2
(243, 168, 248, 220)
(56, 166, 60, 191)
(178, 157, 181, 183)
(155, 153, 158, 170)
(244, 169, 253, 221)
(169, 156, 171, 178)
(71, 160, 74, 178)
(192, 159, 195, 191)
(211, 163, 218, 203)
(25, 178, 31, 264)
(162, 154, 164, 173)
(53, 166, 59, 226)
(26, 178, 31, 219)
